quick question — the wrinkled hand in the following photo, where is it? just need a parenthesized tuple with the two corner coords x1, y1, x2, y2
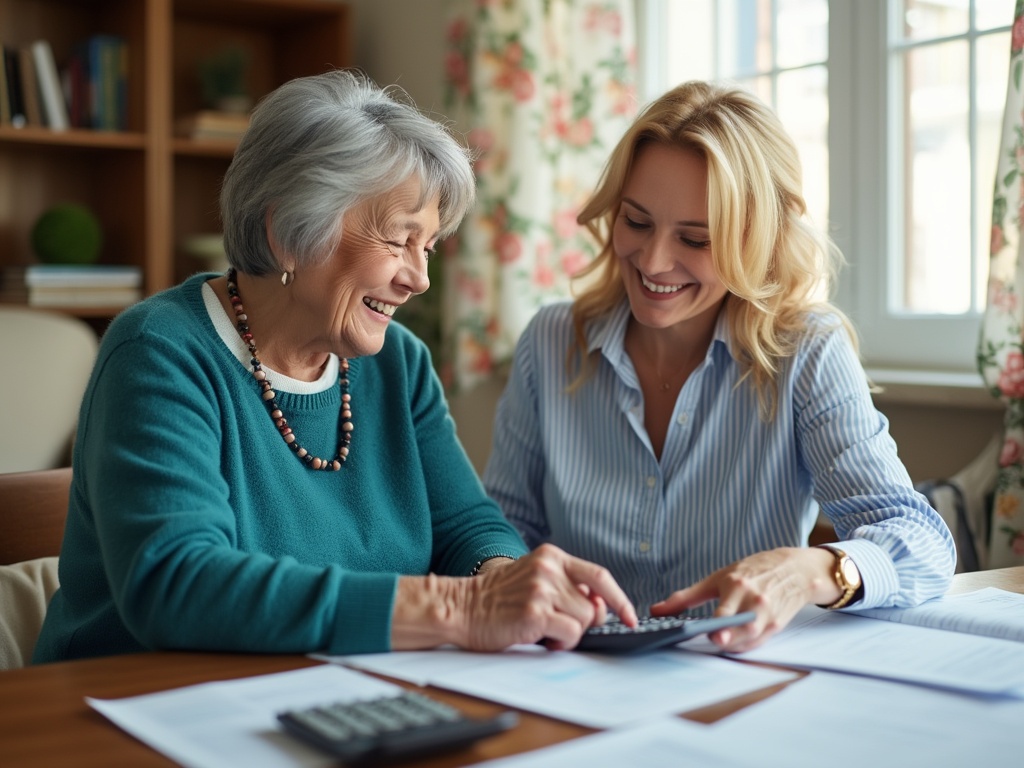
(459, 544, 637, 652)
(649, 547, 838, 652)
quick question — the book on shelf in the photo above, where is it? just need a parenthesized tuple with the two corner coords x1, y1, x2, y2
(62, 47, 88, 129)
(31, 40, 70, 131)
(4, 46, 27, 128)
(174, 110, 250, 140)
(65, 35, 128, 131)
(0, 44, 10, 126)
(18, 46, 43, 127)
(2, 264, 142, 289)
(102, 36, 128, 131)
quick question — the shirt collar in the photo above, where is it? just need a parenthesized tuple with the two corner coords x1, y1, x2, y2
(585, 298, 736, 368)
(585, 299, 632, 369)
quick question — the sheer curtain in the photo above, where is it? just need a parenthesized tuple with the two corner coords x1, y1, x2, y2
(979, 8, 1024, 568)
(441, 0, 637, 391)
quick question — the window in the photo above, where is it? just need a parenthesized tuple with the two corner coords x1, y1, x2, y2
(640, 0, 1013, 373)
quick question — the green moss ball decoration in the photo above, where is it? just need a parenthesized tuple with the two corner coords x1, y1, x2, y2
(31, 204, 103, 265)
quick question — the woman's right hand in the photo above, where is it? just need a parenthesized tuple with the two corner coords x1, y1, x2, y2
(458, 544, 637, 651)
(391, 544, 636, 652)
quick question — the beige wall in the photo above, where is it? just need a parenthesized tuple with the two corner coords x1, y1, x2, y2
(347, 0, 1005, 486)
(877, 400, 1003, 484)
(347, 0, 448, 112)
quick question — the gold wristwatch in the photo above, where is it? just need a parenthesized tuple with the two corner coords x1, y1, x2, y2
(817, 545, 862, 610)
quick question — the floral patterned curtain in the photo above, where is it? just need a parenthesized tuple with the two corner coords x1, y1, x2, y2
(979, 3, 1024, 568)
(441, 0, 637, 391)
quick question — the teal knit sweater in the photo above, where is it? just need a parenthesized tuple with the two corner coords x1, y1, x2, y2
(33, 274, 526, 663)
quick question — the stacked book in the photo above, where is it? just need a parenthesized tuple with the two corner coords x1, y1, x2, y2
(174, 110, 250, 141)
(0, 264, 142, 308)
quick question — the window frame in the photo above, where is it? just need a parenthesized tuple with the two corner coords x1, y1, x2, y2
(832, 0, 994, 373)
(640, 0, 1004, 374)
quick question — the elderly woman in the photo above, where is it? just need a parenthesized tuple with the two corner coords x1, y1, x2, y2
(33, 70, 634, 664)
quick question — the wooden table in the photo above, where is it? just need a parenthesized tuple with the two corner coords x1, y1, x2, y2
(2, 566, 1021, 768)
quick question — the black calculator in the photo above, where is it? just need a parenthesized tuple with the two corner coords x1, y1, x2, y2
(276, 690, 518, 765)
(575, 611, 757, 654)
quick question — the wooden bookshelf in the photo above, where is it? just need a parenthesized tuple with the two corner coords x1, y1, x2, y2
(0, 0, 352, 316)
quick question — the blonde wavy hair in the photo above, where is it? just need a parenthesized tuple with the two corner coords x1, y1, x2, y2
(570, 80, 856, 420)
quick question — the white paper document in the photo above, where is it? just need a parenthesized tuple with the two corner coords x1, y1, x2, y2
(857, 587, 1024, 641)
(312, 644, 519, 687)
(473, 718, 745, 768)
(705, 671, 1024, 767)
(86, 664, 401, 768)
(322, 646, 796, 728)
(474, 673, 1024, 768)
(734, 606, 1024, 697)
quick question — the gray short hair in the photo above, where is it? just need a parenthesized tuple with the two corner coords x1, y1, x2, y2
(220, 69, 476, 275)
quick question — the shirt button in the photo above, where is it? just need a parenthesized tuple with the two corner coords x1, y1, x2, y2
(638, 541, 651, 553)
(677, 412, 688, 425)
(646, 476, 656, 488)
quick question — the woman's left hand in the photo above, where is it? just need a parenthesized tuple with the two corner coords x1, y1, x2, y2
(649, 546, 838, 652)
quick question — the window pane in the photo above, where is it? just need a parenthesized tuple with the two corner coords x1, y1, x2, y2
(776, 66, 829, 228)
(975, 0, 1016, 32)
(976, 29, 1009, 308)
(900, 0, 969, 42)
(719, 0, 773, 77)
(663, 0, 716, 82)
(777, 0, 828, 68)
(901, 40, 972, 314)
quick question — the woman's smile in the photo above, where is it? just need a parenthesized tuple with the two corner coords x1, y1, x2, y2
(639, 272, 691, 296)
(363, 296, 399, 318)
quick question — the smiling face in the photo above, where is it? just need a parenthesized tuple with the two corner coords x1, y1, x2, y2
(613, 142, 728, 335)
(293, 175, 439, 359)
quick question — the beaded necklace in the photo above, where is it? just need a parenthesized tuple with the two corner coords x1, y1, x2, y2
(226, 269, 353, 471)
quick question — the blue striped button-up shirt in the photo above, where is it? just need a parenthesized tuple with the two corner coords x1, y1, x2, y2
(483, 300, 955, 614)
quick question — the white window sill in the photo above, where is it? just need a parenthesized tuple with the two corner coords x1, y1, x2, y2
(865, 368, 1003, 411)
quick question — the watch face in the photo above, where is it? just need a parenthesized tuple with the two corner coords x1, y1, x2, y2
(840, 557, 861, 588)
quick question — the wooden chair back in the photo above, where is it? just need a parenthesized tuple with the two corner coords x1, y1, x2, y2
(0, 467, 71, 565)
